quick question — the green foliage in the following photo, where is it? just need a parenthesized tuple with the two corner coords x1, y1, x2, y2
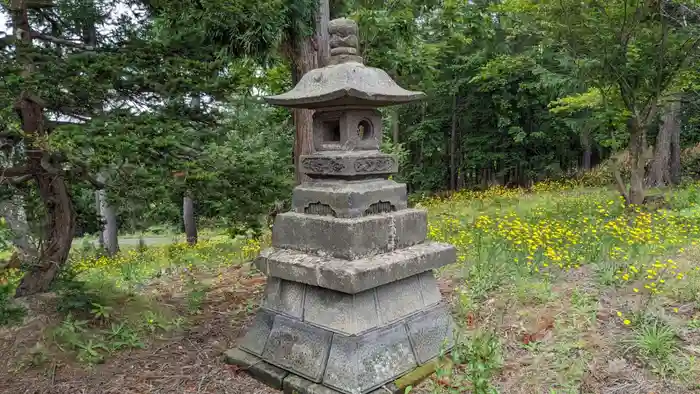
(451, 330, 503, 394)
(0, 282, 26, 326)
(54, 278, 107, 320)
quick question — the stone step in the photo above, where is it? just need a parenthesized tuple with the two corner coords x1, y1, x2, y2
(272, 209, 427, 260)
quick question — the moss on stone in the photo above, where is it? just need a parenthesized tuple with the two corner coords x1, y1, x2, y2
(393, 357, 453, 392)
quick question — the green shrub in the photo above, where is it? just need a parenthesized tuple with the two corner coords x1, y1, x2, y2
(0, 282, 26, 326)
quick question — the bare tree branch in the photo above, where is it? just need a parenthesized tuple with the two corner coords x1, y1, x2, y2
(0, 166, 32, 178)
(0, 175, 33, 185)
(30, 32, 95, 50)
(47, 121, 85, 130)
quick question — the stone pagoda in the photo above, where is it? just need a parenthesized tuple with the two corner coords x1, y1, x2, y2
(225, 17, 456, 394)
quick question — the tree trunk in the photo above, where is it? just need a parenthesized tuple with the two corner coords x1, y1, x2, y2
(95, 173, 118, 255)
(15, 168, 75, 296)
(183, 193, 197, 246)
(628, 118, 648, 206)
(11, 0, 76, 297)
(449, 95, 458, 190)
(288, 0, 328, 185)
(392, 108, 400, 145)
(581, 128, 592, 171)
(289, 38, 317, 186)
(316, 0, 330, 68)
(94, 187, 105, 249)
(99, 189, 119, 256)
(669, 98, 682, 185)
(647, 104, 673, 188)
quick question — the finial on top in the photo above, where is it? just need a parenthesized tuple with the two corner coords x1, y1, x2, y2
(263, 16, 425, 109)
(328, 18, 363, 65)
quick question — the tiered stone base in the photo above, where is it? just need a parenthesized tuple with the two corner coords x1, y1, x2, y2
(226, 274, 455, 394)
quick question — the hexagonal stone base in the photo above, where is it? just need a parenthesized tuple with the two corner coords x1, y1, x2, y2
(251, 271, 444, 336)
(233, 298, 455, 394)
(224, 351, 445, 394)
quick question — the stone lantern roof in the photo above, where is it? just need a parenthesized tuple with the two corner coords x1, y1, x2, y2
(264, 18, 425, 109)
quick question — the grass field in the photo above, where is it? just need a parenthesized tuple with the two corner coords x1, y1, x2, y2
(2, 181, 700, 393)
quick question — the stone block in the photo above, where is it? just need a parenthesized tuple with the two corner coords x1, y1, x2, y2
(272, 209, 427, 260)
(284, 375, 342, 394)
(224, 348, 288, 389)
(292, 179, 407, 218)
(323, 323, 417, 394)
(406, 304, 455, 365)
(262, 277, 306, 319)
(255, 242, 456, 294)
(418, 271, 442, 307)
(376, 276, 423, 324)
(238, 309, 274, 356)
(303, 285, 379, 335)
(300, 152, 397, 178)
(262, 314, 333, 382)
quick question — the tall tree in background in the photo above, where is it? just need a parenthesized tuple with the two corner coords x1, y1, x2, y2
(4, 0, 81, 295)
(0, 0, 300, 295)
(503, 0, 700, 204)
(284, 0, 330, 184)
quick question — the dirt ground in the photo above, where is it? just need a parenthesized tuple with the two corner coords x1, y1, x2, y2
(0, 266, 281, 394)
(0, 265, 445, 394)
(2, 263, 696, 394)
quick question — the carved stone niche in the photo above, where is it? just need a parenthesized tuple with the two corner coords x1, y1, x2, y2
(313, 109, 383, 151)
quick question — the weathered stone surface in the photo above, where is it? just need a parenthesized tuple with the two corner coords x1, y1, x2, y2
(224, 348, 288, 389)
(303, 285, 379, 335)
(292, 179, 407, 218)
(300, 152, 397, 178)
(262, 315, 333, 382)
(376, 276, 424, 324)
(265, 17, 424, 111)
(418, 271, 442, 307)
(264, 60, 424, 109)
(284, 375, 342, 394)
(238, 309, 274, 356)
(254, 242, 456, 294)
(406, 304, 455, 365)
(323, 323, 417, 394)
(392, 357, 453, 393)
(272, 209, 427, 260)
(262, 277, 306, 319)
(236, 280, 455, 393)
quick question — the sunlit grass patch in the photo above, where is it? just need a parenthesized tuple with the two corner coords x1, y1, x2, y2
(420, 180, 700, 392)
(0, 231, 269, 370)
